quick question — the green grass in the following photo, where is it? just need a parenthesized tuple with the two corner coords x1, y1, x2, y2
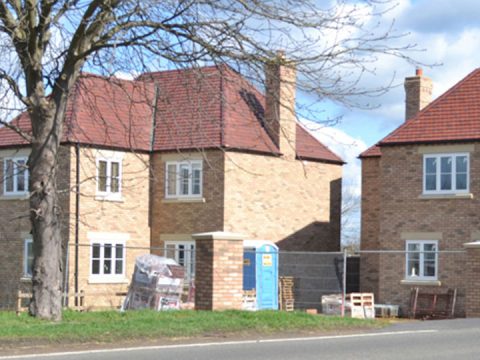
(0, 310, 387, 345)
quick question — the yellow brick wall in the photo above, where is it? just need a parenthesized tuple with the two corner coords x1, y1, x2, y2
(223, 152, 342, 251)
(1, 143, 342, 310)
(66, 146, 151, 309)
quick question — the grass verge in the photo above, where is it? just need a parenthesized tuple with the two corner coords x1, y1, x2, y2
(0, 310, 389, 346)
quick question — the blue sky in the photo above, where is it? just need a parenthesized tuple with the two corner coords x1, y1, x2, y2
(303, 0, 480, 242)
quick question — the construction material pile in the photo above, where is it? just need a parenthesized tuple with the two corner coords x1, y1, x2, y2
(123, 254, 184, 311)
(321, 292, 375, 319)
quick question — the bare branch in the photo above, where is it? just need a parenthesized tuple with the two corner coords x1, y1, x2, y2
(0, 117, 33, 142)
(0, 69, 29, 105)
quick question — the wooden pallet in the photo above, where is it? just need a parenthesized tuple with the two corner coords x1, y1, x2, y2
(279, 276, 295, 311)
(346, 293, 375, 319)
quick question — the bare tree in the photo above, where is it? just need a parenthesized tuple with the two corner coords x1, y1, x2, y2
(0, 0, 416, 320)
(341, 183, 361, 251)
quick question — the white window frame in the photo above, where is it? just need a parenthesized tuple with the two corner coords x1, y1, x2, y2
(88, 232, 128, 283)
(165, 160, 203, 198)
(23, 238, 33, 278)
(164, 240, 196, 283)
(3, 156, 29, 195)
(423, 153, 469, 195)
(405, 240, 439, 281)
(96, 156, 123, 200)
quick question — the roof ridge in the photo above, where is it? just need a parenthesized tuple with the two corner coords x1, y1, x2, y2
(136, 65, 223, 81)
(78, 72, 139, 85)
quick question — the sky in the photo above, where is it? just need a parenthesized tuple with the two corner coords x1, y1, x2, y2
(302, 0, 480, 243)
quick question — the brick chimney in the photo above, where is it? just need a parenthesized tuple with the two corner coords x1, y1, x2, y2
(264, 51, 297, 159)
(404, 67, 433, 120)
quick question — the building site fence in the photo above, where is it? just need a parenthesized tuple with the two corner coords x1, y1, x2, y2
(3, 243, 354, 313)
(3, 243, 469, 318)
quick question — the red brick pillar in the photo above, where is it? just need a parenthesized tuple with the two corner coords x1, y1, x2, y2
(192, 232, 244, 311)
(464, 242, 480, 317)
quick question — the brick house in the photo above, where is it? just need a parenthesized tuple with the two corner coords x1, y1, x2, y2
(360, 68, 480, 317)
(0, 60, 343, 308)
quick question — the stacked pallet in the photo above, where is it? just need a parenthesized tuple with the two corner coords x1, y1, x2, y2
(346, 293, 375, 319)
(279, 276, 295, 311)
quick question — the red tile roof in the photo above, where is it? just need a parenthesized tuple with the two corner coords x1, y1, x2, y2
(359, 144, 381, 158)
(65, 76, 154, 151)
(0, 76, 154, 151)
(360, 68, 480, 158)
(140, 67, 223, 151)
(296, 124, 344, 163)
(0, 112, 31, 147)
(0, 67, 343, 164)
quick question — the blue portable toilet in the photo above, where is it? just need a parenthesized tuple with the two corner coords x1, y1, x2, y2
(243, 240, 279, 310)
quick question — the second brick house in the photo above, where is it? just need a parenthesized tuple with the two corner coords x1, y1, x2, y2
(0, 57, 343, 308)
(360, 68, 480, 317)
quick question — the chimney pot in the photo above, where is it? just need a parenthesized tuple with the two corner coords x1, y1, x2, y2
(415, 67, 423, 76)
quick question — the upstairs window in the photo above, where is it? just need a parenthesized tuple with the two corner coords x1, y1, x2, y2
(3, 157, 29, 195)
(96, 158, 122, 199)
(423, 153, 469, 194)
(165, 161, 202, 198)
(405, 240, 438, 280)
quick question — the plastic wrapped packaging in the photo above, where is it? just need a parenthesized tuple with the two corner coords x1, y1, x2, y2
(122, 254, 185, 311)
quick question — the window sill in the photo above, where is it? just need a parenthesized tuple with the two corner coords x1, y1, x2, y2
(88, 276, 128, 284)
(400, 279, 442, 286)
(95, 194, 124, 203)
(418, 193, 473, 200)
(20, 277, 32, 282)
(0, 193, 29, 201)
(162, 197, 205, 203)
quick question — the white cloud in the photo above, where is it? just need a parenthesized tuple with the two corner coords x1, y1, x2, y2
(114, 71, 139, 81)
(300, 119, 367, 244)
(300, 118, 367, 194)
(330, 8, 480, 141)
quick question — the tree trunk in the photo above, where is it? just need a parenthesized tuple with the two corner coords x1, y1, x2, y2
(28, 101, 65, 321)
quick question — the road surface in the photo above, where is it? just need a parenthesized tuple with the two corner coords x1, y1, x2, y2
(2, 318, 480, 360)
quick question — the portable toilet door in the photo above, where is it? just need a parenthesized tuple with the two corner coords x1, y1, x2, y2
(256, 243, 279, 310)
(243, 248, 256, 291)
